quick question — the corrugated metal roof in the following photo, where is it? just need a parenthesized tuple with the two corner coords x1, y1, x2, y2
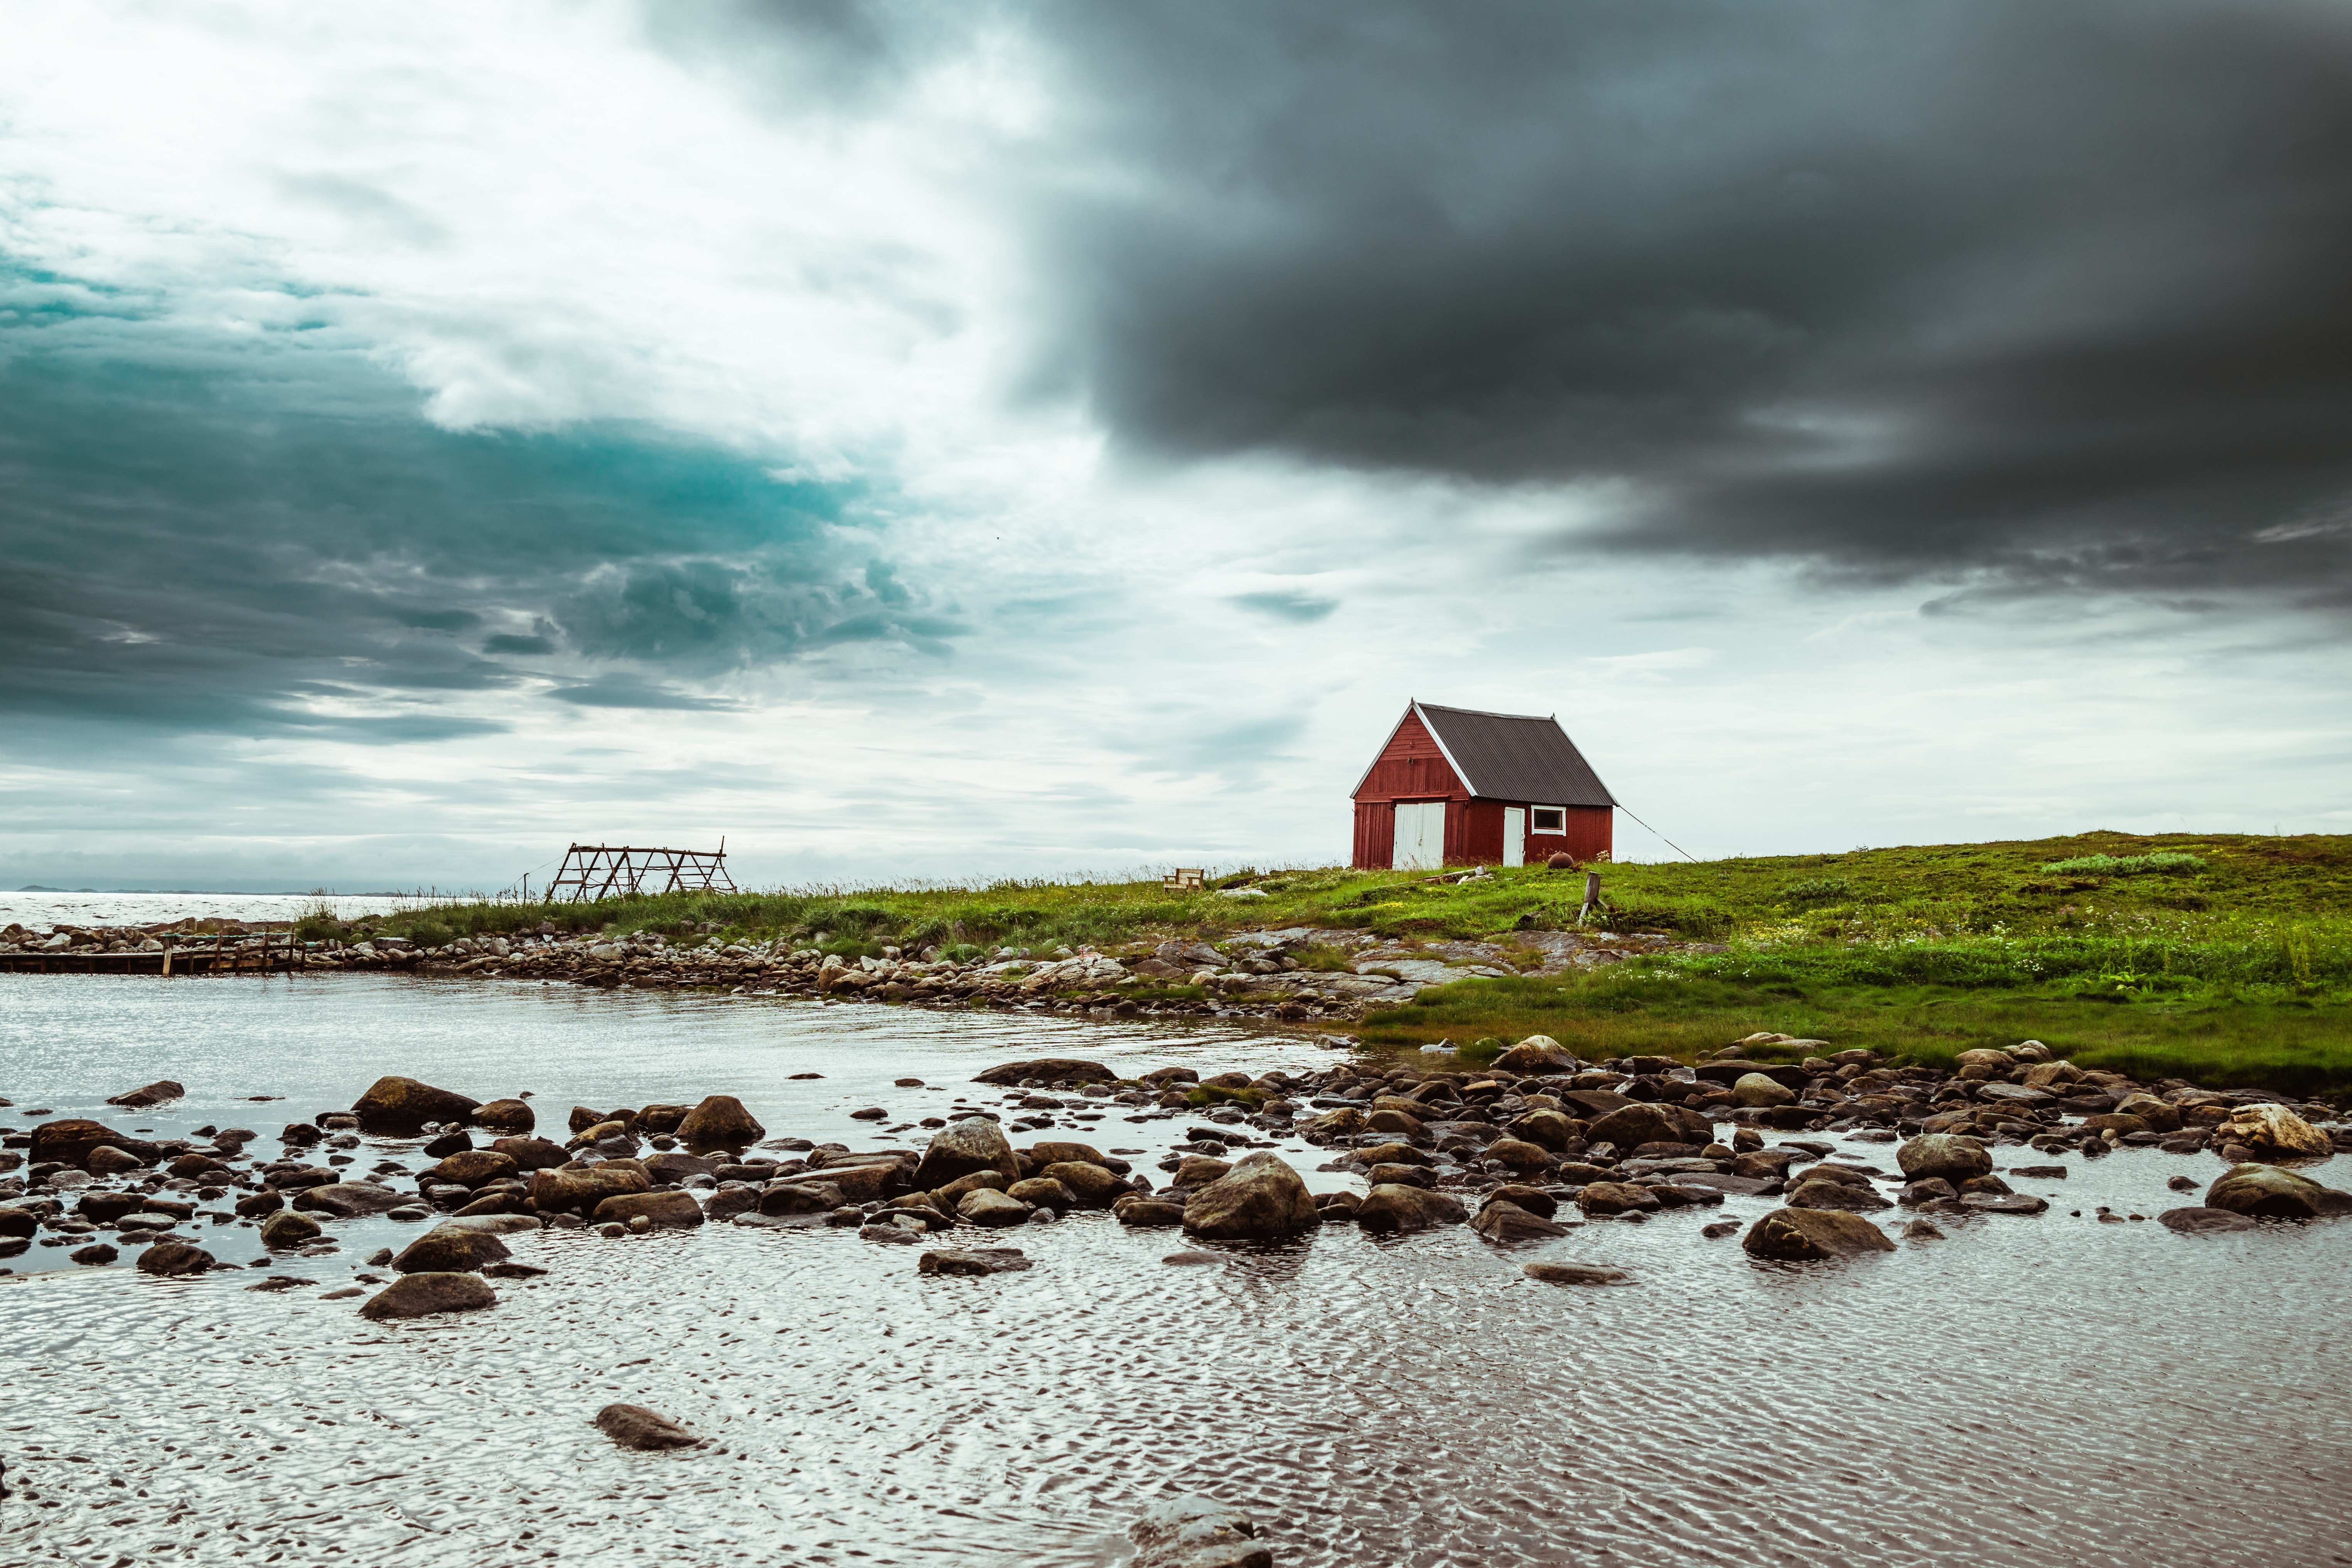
(1414, 701, 1615, 806)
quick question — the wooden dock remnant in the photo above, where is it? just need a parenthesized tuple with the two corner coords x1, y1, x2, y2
(544, 841, 738, 902)
(0, 930, 303, 976)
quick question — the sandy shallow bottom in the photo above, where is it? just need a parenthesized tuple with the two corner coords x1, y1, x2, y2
(3, 976, 2349, 1567)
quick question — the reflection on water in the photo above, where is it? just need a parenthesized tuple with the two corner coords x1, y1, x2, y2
(3, 974, 2348, 1568)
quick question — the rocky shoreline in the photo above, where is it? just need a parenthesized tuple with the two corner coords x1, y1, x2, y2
(6, 1034, 2345, 1291)
(0, 917, 1708, 1027)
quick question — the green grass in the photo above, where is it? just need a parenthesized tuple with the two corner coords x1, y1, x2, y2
(349, 831, 2352, 1096)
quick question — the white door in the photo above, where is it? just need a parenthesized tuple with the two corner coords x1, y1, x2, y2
(1502, 807, 1524, 867)
(1393, 801, 1445, 869)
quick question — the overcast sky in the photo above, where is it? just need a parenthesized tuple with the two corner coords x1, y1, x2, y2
(4, 0, 2349, 892)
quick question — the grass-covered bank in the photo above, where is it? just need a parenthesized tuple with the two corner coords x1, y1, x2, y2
(336, 831, 2352, 1096)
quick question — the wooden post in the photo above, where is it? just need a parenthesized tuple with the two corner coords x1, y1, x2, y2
(161, 944, 172, 978)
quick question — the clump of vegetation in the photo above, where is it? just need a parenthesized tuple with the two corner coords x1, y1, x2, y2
(343, 830, 2349, 1093)
(2041, 851, 2207, 876)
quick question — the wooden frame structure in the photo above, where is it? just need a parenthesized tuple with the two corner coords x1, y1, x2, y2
(545, 842, 738, 902)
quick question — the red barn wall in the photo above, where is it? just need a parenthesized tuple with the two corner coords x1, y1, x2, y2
(1351, 711, 1465, 806)
(1351, 710, 1614, 868)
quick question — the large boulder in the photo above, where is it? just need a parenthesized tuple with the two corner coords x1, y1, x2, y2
(135, 1242, 216, 1276)
(259, 1210, 323, 1248)
(106, 1079, 185, 1109)
(674, 1095, 765, 1148)
(594, 1403, 700, 1450)
(1741, 1208, 1897, 1259)
(1586, 1103, 1710, 1152)
(645, 1151, 728, 1184)
(971, 1057, 1117, 1086)
(956, 1189, 1033, 1227)
(1560, 1089, 1634, 1120)
(470, 1099, 535, 1134)
(1182, 1153, 1319, 1239)
(760, 1182, 848, 1215)
(2216, 1104, 2332, 1160)
(1365, 1108, 1427, 1139)
(1299, 1107, 1367, 1142)
(1506, 1110, 1578, 1151)
(1470, 1200, 1569, 1243)
(1128, 1494, 1270, 1568)
(527, 1165, 651, 1215)
(2158, 1207, 2259, 1234)
(1575, 1182, 1662, 1216)
(392, 1223, 514, 1273)
(292, 1182, 413, 1218)
(420, 1150, 519, 1189)
(351, 1076, 481, 1135)
(490, 1136, 569, 1171)
(1522, 1261, 1628, 1286)
(1353, 1184, 1468, 1232)
(2204, 1163, 2352, 1219)
(1349, 1141, 1431, 1169)
(592, 1190, 706, 1229)
(917, 1247, 1035, 1275)
(30, 1119, 159, 1169)
(1491, 1036, 1576, 1074)
(1482, 1138, 1555, 1175)
(358, 1273, 498, 1320)
(911, 1117, 1023, 1189)
(1027, 1140, 1114, 1168)
(635, 1104, 693, 1135)
(1896, 1134, 1993, 1183)
(1733, 1072, 1795, 1108)
(1041, 1160, 1131, 1208)
(1787, 1178, 1892, 1212)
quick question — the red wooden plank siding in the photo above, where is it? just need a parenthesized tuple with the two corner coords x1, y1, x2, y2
(1351, 706, 1616, 868)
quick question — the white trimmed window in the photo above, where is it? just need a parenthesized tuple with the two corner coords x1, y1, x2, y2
(1530, 807, 1566, 833)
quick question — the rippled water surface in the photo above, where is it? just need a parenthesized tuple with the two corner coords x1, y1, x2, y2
(4, 974, 2349, 1568)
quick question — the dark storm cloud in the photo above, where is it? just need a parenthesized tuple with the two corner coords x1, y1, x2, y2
(691, 0, 2352, 605)
(0, 326, 963, 735)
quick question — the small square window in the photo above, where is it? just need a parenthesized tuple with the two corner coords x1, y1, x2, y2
(1530, 807, 1566, 833)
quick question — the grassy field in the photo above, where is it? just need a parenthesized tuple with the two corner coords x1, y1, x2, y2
(345, 830, 2352, 1097)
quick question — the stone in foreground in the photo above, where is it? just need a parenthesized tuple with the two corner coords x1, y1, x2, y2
(1182, 1152, 1319, 1239)
(392, 1223, 516, 1273)
(1741, 1207, 1898, 1260)
(2203, 1163, 2352, 1219)
(1490, 1035, 1576, 1073)
(351, 1075, 481, 1135)
(594, 1402, 701, 1450)
(2158, 1207, 2259, 1234)
(1354, 1183, 1468, 1232)
(358, 1272, 499, 1320)
(971, 1057, 1116, 1086)
(135, 1242, 215, 1276)
(591, 1190, 706, 1230)
(1472, 1200, 1570, 1243)
(675, 1094, 765, 1147)
(1897, 1134, 1993, 1183)
(912, 1116, 1023, 1189)
(106, 1079, 185, 1109)
(293, 1182, 416, 1218)
(1129, 1493, 1271, 1568)
(918, 1247, 1034, 1276)
(1522, 1261, 1628, 1285)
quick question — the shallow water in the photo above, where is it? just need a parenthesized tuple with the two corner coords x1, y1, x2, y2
(3, 975, 2349, 1568)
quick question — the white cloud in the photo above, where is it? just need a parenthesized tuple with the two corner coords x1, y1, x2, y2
(0, 2, 2345, 892)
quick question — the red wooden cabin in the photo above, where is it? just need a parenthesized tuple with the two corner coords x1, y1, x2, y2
(1350, 701, 1615, 869)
